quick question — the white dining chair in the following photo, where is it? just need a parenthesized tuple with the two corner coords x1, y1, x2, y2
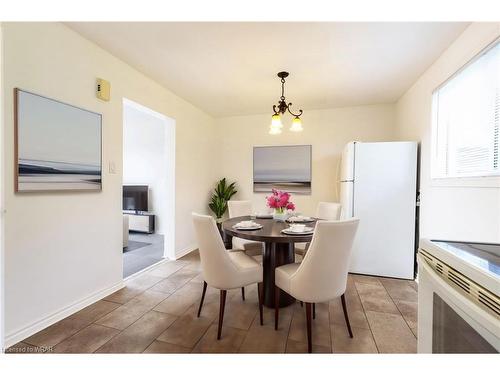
(192, 213, 264, 339)
(227, 200, 264, 256)
(274, 218, 359, 353)
(295, 201, 342, 258)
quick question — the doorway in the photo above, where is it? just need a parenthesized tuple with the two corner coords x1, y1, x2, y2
(122, 98, 175, 278)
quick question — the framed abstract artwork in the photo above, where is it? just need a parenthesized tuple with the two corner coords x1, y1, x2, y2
(14, 88, 102, 192)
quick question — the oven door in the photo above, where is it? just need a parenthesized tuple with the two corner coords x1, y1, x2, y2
(417, 254, 499, 353)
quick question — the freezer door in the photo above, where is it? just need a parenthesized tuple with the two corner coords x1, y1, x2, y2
(340, 141, 356, 182)
(339, 181, 354, 219)
(349, 141, 417, 279)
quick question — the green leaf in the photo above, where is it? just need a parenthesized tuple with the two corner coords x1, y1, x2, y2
(208, 178, 238, 219)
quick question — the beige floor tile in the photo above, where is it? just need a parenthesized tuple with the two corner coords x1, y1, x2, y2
(175, 280, 219, 301)
(380, 278, 418, 302)
(238, 306, 292, 353)
(192, 324, 247, 353)
(53, 324, 120, 353)
(103, 287, 143, 304)
(96, 311, 177, 353)
(285, 339, 331, 353)
(288, 303, 331, 348)
(147, 261, 186, 278)
(126, 273, 165, 290)
(329, 294, 369, 329)
(191, 273, 205, 282)
(351, 274, 382, 286)
(222, 298, 259, 331)
(187, 293, 221, 322)
(409, 280, 418, 291)
(22, 250, 424, 355)
(331, 324, 378, 353)
(149, 268, 198, 294)
(365, 310, 417, 353)
(166, 267, 199, 286)
(394, 299, 418, 334)
(156, 309, 213, 348)
(149, 278, 184, 294)
(96, 290, 169, 330)
(24, 300, 120, 348)
(153, 291, 199, 316)
(355, 282, 400, 314)
(143, 340, 191, 353)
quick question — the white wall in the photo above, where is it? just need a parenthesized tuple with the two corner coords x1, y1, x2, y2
(216, 104, 397, 216)
(1, 22, 217, 346)
(123, 101, 171, 237)
(396, 22, 500, 243)
(0, 22, 5, 351)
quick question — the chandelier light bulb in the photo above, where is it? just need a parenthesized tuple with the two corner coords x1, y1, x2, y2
(290, 116, 303, 132)
(271, 114, 283, 129)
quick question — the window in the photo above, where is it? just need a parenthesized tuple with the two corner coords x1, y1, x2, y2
(431, 39, 499, 181)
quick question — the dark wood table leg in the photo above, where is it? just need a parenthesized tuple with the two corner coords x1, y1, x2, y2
(223, 232, 233, 249)
(262, 242, 295, 308)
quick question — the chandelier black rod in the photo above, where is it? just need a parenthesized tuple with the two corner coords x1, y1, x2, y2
(272, 71, 303, 118)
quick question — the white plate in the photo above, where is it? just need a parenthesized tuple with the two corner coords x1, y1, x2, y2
(233, 224, 263, 231)
(281, 227, 314, 235)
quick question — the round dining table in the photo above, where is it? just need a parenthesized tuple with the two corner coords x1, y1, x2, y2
(222, 215, 317, 308)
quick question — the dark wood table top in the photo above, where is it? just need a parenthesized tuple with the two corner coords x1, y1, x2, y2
(222, 215, 317, 243)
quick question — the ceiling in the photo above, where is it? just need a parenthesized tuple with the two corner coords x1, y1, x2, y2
(67, 22, 469, 117)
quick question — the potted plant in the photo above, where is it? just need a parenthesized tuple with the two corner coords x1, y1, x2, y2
(208, 178, 237, 234)
(266, 189, 295, 221)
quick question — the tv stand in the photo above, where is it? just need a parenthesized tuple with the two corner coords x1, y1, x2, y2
(123, 212, 155, 234)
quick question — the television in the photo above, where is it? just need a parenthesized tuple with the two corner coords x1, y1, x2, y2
(253, 145, 311, 194)
(123, 185, 149, 212)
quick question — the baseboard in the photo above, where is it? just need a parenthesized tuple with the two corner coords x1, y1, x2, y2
(3, 280, 124, 349)
(174, 243, 197, 260)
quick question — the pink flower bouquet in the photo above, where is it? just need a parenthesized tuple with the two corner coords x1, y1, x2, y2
(266, 189, 295, 214)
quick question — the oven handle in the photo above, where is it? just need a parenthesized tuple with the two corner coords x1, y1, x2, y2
(417, 253, 500, 338)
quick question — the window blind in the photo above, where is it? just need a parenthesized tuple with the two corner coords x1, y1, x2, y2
(432, 39, 500, 179)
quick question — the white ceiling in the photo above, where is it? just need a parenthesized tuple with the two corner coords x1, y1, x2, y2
(67, 22, 468, 117)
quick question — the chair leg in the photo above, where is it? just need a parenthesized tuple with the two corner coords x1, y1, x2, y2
(217, 290, 227, 340)
(257, 282, 264, 325)
(241, 287, 245, 301)
(197, 281, 207, 318)
(341, 294, 353, 338)
(305, 303, 313, 353)
(274, 286, 280, 330)
(313, 303, 316, 320)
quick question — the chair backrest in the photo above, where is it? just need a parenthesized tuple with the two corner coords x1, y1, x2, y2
(316, 201, 342, 221)
(228, 200, 253, 218)
(290, 218, 359, 302)
(192, 213, 239, 289)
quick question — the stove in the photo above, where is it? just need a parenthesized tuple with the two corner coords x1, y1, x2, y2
(417, 239, 499, 353)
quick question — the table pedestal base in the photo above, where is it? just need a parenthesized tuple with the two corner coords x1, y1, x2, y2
(262, 242, 296, 308)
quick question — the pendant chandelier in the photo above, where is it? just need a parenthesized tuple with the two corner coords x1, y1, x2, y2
(269, 71, 304, 134)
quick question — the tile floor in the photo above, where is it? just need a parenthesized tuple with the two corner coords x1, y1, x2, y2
(7, 251, 418, 354)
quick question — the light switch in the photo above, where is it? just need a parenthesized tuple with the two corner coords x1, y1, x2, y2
(109, 161, 116, 174)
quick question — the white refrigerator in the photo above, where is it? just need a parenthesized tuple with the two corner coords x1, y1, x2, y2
(340, 141, 417, 279)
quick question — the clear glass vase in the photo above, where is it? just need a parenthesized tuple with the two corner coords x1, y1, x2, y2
(273, 208, 288, 222)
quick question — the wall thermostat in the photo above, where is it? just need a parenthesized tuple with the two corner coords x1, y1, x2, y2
(96, 78, 110, 101)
